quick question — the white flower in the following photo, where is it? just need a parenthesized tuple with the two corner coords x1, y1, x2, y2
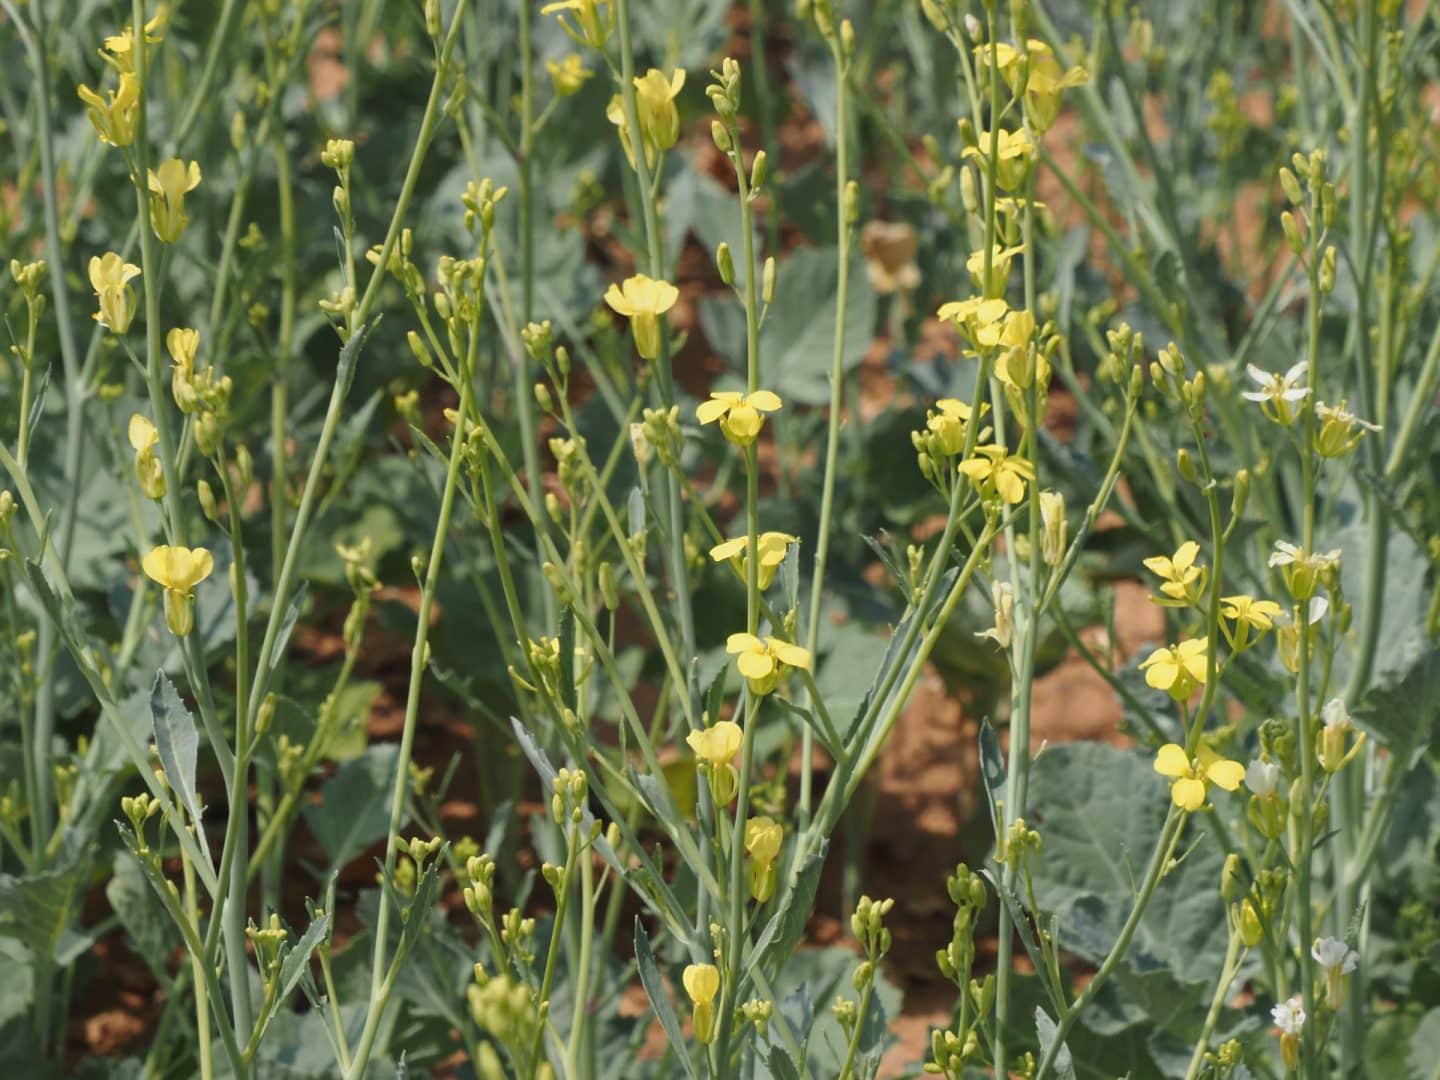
(1315, 401, 1380, 432)
(1321, 698, 1352, 734)
(976, 581, 1015, 649)
(1243, 361, 1311, 424)
(1311, 937, 1357, 974)
(1266, 540, 1340, 571)
(1245, 759, 1281, 797)
(1275, 595, 1329, 628)
(1271, 995, 1306, 1037)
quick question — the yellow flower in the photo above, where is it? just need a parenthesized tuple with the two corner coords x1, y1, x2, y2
(958, 444, 1035, 504)
(696, 390, 783, 448)
(1142, 540, 1206, 607)
(167, 327, 201, 412)
(101, 11, 166, 74)
(128, 414, 166, 500)
(977, 39, 1088, 132)
(709, 531, 798, 590)
(607, 68, 685, 168)
(545, 53, 592, 97)
(147, 158, 202, 243)
(1138, 639, 1207, 700)
(937, 296, 1010, 355)
(965, 243, 1025, 297)
(141, 545, 214, 637)
(745, 816, 784, 902)
(686, 720, 743, 804)
(992, 310, 1044, 391)
(961, 127, 1033, 191)
(725, 632, 811, 696)
(924, 398, 985, 456)
(635, 68, 685, 154)
(1220, 594, 1283, 651)
(89, 252, 141, 334)
(77, 74, 140, 147)
(1153, 743, 1244, 812)
(541, 0, 612, 49)
(603, 274, 678, 361)
(683, 963, 721, 1045)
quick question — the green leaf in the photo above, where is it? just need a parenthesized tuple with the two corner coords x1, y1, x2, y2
(279, 914, 331, 1006)
(303, 743, 402, 870)
(1353, 646, 1440, 771)
(1409, 1007, 1440, 1079)
(151, 672, 208, 854)
(0, 860, 86, 961)
(749, 837, 828, 982)
(633, 919, 697, 1079)
(1036, 1007, 1077, 1080)
(106, 852, 179, 967)
(1026, 742, 1225, 987)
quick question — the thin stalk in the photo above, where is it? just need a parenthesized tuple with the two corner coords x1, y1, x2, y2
(801, 35, 852, 828)
(352, 299, 479, 1080)
(524, 825, 579, 1080)
(18, 0, 85, 847)
(613, 0, 698, 678)
(563, 843, 596, 1077)
(1183, 932, 1244, 1080)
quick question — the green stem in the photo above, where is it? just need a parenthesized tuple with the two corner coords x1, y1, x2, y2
(350, 275, 479, 1080)
(1183, 932, 1244, 1080)
(801, 37, 852, 829)
(1035, 811, 1185, 1079)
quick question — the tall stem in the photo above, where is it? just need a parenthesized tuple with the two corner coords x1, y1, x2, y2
(21, 0, 85, 848)
(801, 37, 851, 828)
(353, 326, 478, 1079)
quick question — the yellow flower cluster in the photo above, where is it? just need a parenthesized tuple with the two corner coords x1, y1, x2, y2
(128, 415, 165, 501)
(141, 545, 214, 637)
(686, 721, 742, 805)
(147, 158, 202, 243)
(607, 68, 685, 168)
(603, 273, 678, 361)
(725, 633, 811, 697)
(1153, 743, 1243, 812)
(89, 253, 141, 334)
(697, 390, 783, 448)
(709, 532, 798, 591)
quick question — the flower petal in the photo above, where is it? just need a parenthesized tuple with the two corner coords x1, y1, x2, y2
(1205, 759, 1245, 792)
(1172, 777, 1207, 812)
(1154, 743, 1190, 778)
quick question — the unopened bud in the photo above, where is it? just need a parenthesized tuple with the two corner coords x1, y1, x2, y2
(197, 480, 219, 523)
(749, 150, 767, 194)
(716, 242, 734, 286)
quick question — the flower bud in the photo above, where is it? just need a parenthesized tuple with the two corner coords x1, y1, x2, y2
(749, 150, 767, 194)
(198, 480, 219, 523)
(716, 242, 734, 286)
(1281, 210, 1303, 255)
(1238, 899, 1264, 947)
(1278, 166, 1303, 205)
(762, 257, 776, 305)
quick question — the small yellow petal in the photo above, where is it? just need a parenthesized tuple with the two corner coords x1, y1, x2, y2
(1172, 777, 1207, 812)
(1206, 759, 1245, 792)
(725, 632, 763, 655)
(1153, 743, 1190, 778)
(737, 651, 775, 680)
